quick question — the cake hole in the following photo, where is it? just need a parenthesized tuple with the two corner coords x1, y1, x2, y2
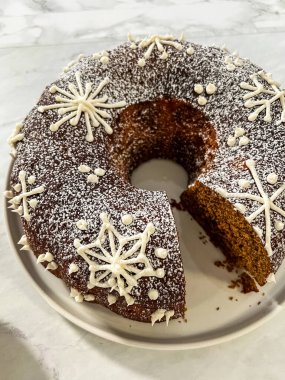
(109, 98, 218, 184)
(131, 159, 188, 201)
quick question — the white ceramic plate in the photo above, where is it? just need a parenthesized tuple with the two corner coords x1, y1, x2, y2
(5, 160, 285, 350)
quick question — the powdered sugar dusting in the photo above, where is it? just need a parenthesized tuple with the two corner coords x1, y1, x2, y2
(7, 38, 285, 321)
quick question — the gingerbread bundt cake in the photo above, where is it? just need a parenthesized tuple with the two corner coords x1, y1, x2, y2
(5, 34, 285, 324)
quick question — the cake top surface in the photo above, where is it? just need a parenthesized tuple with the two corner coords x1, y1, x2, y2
(6, 34, 285, 306)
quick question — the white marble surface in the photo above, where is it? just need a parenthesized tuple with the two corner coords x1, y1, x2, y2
(1, 1, 285, 379)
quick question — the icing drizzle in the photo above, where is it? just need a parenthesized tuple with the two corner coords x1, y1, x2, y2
(38, 71, 126, 141)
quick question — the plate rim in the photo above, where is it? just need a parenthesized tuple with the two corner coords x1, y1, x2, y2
(4, 164, 284, 350)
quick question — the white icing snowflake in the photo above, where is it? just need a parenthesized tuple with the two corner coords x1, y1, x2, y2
(38, 71, 126, 141)
(216, 159, 285, 256)
(240, 70, 285, 124)
(7, 171, 45, 222)
(128, 33, 185, 66)
(75, 212, 165, 305)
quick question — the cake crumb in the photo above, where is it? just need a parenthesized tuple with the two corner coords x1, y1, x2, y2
(239, 272, 259, 293)
(198, 231, 208, 245)
(228, 279, 242, 289)
(170, 199, 185, 211)
(214, 260, 225, 268)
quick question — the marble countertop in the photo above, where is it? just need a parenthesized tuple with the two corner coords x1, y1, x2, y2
(1, 1, 285, 379)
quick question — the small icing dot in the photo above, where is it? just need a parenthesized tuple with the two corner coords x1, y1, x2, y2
(148, 289, 159, 300)
(4, 190, 13, 199)
(37, 251, 54, 263)
(154, 248, 168, 259)
(100, 56, 109, 65)
(37, 254, 45, 263)
(274, 220, 284, 231)
(147, 222, 156, 234)
(227, 135, 236, 147)
(234, 127, 245, 138)
(49, 85, 57, 93)
(107, 294, 117, 305)
(194, 84, 203, 94)
(122, 214, 133, 225)
(78, 164, 91, 173)
(76, 219, 88, 230)
(226, 63, 236, 71)
(45, 251, 54, 262)
(234, 203, 246, 214)
(186, 46, 194, 55)
(225, 56, 232, 64)
(156, 268, 165, 278)
(138, 58, 146, 67)
(234, 57, 243, 66)
(94, 168, 106, 176)
(206, 83, 217, 95)
(46, 261, 58, 271)
(197, 96, 207, 106)
(239, 136, 250, 146)
(87, 174, 99, 183)
(75, 294, 84, 303)
(238, 179, 251, 189)
(68, 263, 79, 274)
(28, 199, 38, 209)
(267, 173, 278, 185)
(28, 175, 36, 185)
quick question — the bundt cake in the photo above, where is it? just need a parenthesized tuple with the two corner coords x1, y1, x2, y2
(5, 34, 285, 325)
